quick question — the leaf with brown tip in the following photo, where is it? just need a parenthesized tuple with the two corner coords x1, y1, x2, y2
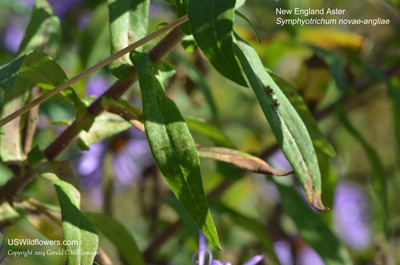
(196, 146, 293, 176)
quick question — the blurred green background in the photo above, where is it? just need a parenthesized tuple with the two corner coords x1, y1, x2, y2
(0, 0, 400, 264)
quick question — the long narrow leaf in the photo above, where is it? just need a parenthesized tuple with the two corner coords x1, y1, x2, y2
(270, 71, 336, 157)
(170, 53, 221, 127)
(186, 118, 233, 148)
(276, 182, 353, 265)
(0, 51, 94, 131)
(175, 0, 191, 34)
(78, 112, 132, 149)
(188, 0, 247, 86)
(18, 0, 61, 56)
(130, 51, 221, 250)
(209, 200, 280, 265)
(197, 146, 293, 176)
(85, 212, 145, 265)
(0, 79, 30, 162)
(234, 33, 326, 210)
(337, 109, 388, 236)
(36, 161, 99, 265)
(308, 45, 349, 94)
(108, 0, 149, 79)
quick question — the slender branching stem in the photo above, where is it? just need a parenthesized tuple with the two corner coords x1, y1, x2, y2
(0, 25, 186, 204)
(0, 15, 188, 129)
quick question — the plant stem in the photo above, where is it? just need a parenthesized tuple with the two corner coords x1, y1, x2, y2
(143, 59, 400, 261)
(45, 26, 185, 160)
(0, 15, 188, 129)
(23, 86, 41, 154)
(0, 26, 186, 204)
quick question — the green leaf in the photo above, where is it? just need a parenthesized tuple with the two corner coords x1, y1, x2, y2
(234, 33, 326, 210)
(234, 10, 261, 43)
(0, 51, 94, 131)
(181, 35, 196, 53)
(36, 161, 99, 265)
(175, 0, 191, 35)
(317, 150, 337, 211)
(154, 60, 176, 83)
(78, 112, 132, 149)
(235, 0, 246, 8)
(197, 146, 292, 176)
(27, 145, 46, 166)
(171, 53, 221, 127)
(389, 77, 400, 164)
(0, 79, 30, 162)
(131, 51, 221, 250)
(337, 109, 388, 236)
(85, 212, 145, 265)
(18, 0, 61, 57)
(164, 196, 199, 238)
(186, 118, 233, 148)
(0, 0, 62, 162)
(308, 45, 349, 94)
(276, 182, 353, 265)
(13, 195, 62, 241)
(269, 71, 336, 157)
(210, 200, 280, 265)
(352, 59, 400, 166)
(79, 3, 110, 69)
(188, 0, 247, 86)
(108, 0, 149, 79)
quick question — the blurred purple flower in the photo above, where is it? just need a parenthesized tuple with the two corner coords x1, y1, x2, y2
(296, 245, 324, 265)
(86, 75, 111, 97)
(3, 18, 26, 53)
(268, 150, 292, 171)
(0, 229, 7, 263)
(49, 0, 83, 19)
(17, 0, 34, 9)
(78, 11, 91, 30)
(192, 230, 263, 265)
(149, 2, 163, 18)
(77, 73, 154, 202)
(333, 180, 372, 250)
(273, 239, 293, 265)
(78, 128, 154, 197)
(78, 141, 106, 188)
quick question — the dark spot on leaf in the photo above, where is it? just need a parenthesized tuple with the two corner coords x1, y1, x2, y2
(266, 85, 274, 95)
(273, 99, 280, 109)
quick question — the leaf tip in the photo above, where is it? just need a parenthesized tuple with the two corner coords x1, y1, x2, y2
(307, 191, 329, 211)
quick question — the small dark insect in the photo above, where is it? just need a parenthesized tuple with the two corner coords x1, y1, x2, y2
(273, 99, 280, 108)
(266, 85, 274, 95)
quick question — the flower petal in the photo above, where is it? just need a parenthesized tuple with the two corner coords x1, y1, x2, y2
(242, 255, 263, 265)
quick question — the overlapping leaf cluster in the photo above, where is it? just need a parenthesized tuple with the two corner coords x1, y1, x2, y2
(0, 0, 396, 264)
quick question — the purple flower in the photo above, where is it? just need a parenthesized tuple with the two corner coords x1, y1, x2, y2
(296, 245, 324, 265)
(273, 239, 293, 265)
(268, 150, 292, 172)
(78, 11, 91, 30)
(149, 2, 163, 18)
(49, 0, 83, 19)
(192, 230, 263, 265)
(2, 18, 26, 53)
(333, 180, 372, 250)
(86, 75, 111, 97)
(0, 229, 8, 263)
(77, 128, 154, 203)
